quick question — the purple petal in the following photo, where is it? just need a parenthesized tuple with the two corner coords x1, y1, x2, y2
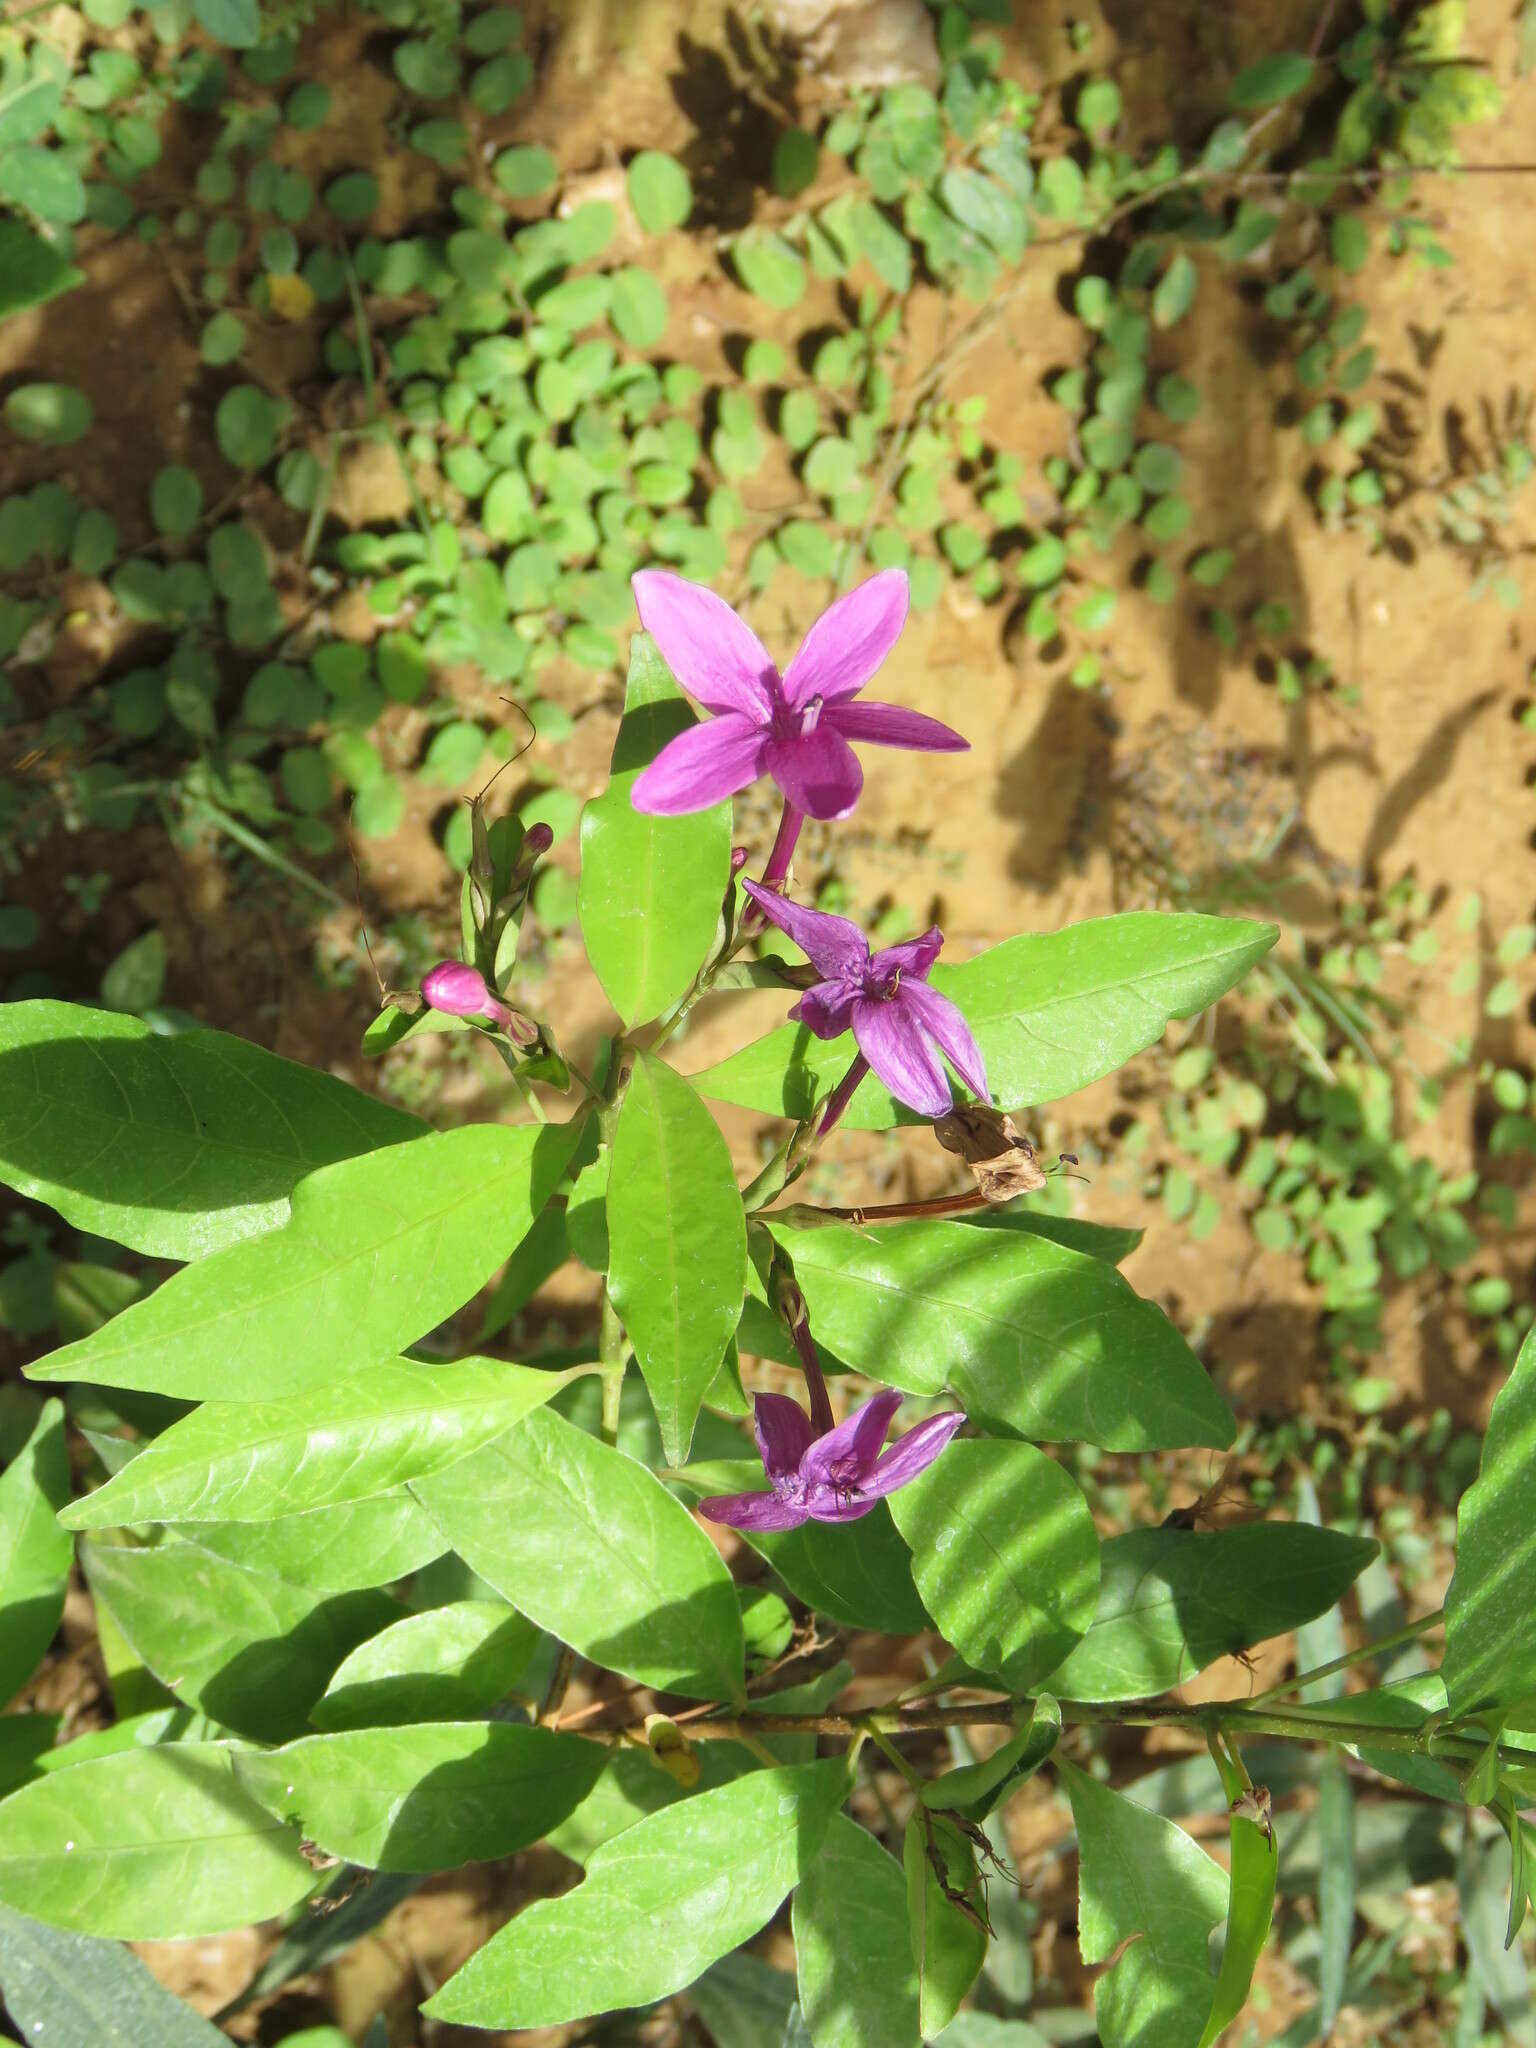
(805, 1492, 882, 1523)
(698, 1489, 810, 1532)
(762, 729, 864, 821)
(789, 978, 859, 1040)
(780, 570, 910, 709)
(633, 571, 777, 718)
(869, 927, 944, 986)
(752, 1392, 813, 1484)
(421, 962, 501, 1021)
(899, 980, 991, 1102)
(852, 995, 953, 1118)
(859, 1411, 966, 1498)
(800, 1389, 904, 1489)
(630, 713, 768, 815)
(824, 700, 969, 753)
(740, 883, 869, 981)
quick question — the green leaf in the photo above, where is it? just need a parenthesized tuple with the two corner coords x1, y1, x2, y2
(411, 1407, 746, 1702)
(63, 1356, 582, 1529)
(690, 912, 1279, 1128)
(1443, 1323, 1536, 1715)
(0, 223, 82, 320)
(889, 1440, 1098, 1689)
(493, 144, 557, 197)
(214, 385, 282, 468)
(794, 1813, 920, 2048)
(1152, 253, 1197, 329)
(1063, 1762, 1228, 2048)
(0, 1902, 236, 2048)
(1046, 1524, 1378, 1700)
(921, 1695, 1061, 1820)
(29, 1121, 578, 1401)
(627, 150, 692, 232)
(0, 147, 86, 224)
(83, 1539, 396, 1743)
(578, 635, 732, 1027)
(1230, 52, 1315, 108)
(939, 167, 1026, 258)
(687, 1951, 797, 2044)
(184, 1491, 445, 1595)
(235, 1723, 606, 1871)
(608, 266, 668, 347)
(192, 0, 259, 45)
(149, 464, 204, 538)
(0, 1743, 313, 1938)
(423, 1761, 846, 2028)
(312, 1599, 538, 1729)
(733, 226, 806, 309)
(0, 1401, 71, 1708)
(608, 1057, 745, 1464)
(4, 384, 91, 447)
(904, 1811, 987, 2037)
(766, 1218, 1234, 1450)
(99, 930, 166, 1014)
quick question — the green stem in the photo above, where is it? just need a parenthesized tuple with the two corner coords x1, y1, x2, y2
(1246, 1607, 1445, 1709)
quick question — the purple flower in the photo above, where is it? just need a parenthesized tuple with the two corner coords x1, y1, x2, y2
(421, 962, 534, 1046)
(629, 568, 967, 821)
(699, 1390, 964, 1531)
(741, 882, 989, 1120)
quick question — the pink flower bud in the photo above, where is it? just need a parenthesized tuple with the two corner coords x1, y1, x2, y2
(522, 822, 554, 859)
(421, 962, 510, 1026)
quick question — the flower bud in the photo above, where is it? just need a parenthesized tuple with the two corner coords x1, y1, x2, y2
(421, 961, 511, 1027)
(522, 822, 554, 860)
(730, 845, 750, 875)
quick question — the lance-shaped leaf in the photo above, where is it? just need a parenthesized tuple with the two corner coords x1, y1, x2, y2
(921, 1695, 1062, 1821)
(1443, 1324, 1536, 1716)
(691, 912, 1279, 1128)
(313, 1600, 538, 1729)
(0, 1399, 71, 1708)
(766, 1218, 1233, 1452)
(608, 1056, 746, 1465)
(62, 1357, 584, 1529)
(0, 1902, 237, 2048)
(29, 1120, 580, 1401)
(411, 1407, 746, 1702)
(0, 999, 424, 1259)
(83, 1538, 396, 1743)
(1045, 1524, 1378, 1701)
(1063, 1762, 1229, 2048)
(423, 1760, 847, 2029)
(181, 1490, 444, 1595)
(794, 1813, 921, 2048)
(0, 1743, 314, 1939)
(903, 1809, 987, 2038)
(234, 1722, 607, 1871)
(546, 1743, 756, 1867)
(578, 633, 732, 1027)
(1196, 1743, 1278, 2048)
(889, 1440, 1099, 1691)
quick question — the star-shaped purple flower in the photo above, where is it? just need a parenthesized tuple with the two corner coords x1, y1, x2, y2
(698, 1389, 964, 1531)
(741, 881, 990, 1121)
(628, 568, 967, 820)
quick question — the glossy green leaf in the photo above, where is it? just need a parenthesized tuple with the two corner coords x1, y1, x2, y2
(1063, 1762, 1228, 2048)
(578, 635, 732, 1027)
(608, 1057, 745, 1464)
(0, 1902, 236, 2047)
(235, 1722, 606, 1871)
(794, 1813, 920, 2048)
(691, 913, 1279, 1127)
(0, 1744, 313, 1938)
(545, 1741, 754, 1866)
(0, 1001, 423, 1259)
(30, 1121, 578, 1401)
(313, 1599, 537, 1729)
(83, 1539, 395, 1743)
(890, 1440, 1098, 1689)
(64, 1357, 583, 1529)
(411, 1407, 746, 1702)
(182, 1491, 444, 1595)
(0, 1400, 71, 1709)
(904, 1811, 987, 2038)
(766, 1218, 1234, 1450)
(424, 1761, 846, 2028)
(1047, 1524, 1377, 1701)
(1443, 1324, 1536, 1716)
